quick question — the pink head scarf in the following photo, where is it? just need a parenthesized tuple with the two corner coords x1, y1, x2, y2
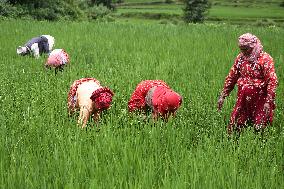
(238, 33, 263, 64)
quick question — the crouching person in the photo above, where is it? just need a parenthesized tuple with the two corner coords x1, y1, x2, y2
(67, 78, 114, 128)
(128, 80, 182, 121)
(17, 35, 55, 58)
(45, 49, 70, 74)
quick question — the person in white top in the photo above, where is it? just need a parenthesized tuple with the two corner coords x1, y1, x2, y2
(17, 35, 55, 58)
(67, 78, 114, 128)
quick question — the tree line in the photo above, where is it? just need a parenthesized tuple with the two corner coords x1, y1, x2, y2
(0, 0, 115, 20)
(0, 0, 211, 23)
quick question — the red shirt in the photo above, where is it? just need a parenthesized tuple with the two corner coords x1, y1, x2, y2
(128, 80, 170, 112)
(222, 52, 278, 104)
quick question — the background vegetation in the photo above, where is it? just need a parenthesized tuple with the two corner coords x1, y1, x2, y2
(0, 0, 115, 20)
(0, 20, 283, 188)
(1, 0, 284, 26)
(115, 0, 284, 26)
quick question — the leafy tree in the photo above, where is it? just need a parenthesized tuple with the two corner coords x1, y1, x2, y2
(183, 0, 211, 23)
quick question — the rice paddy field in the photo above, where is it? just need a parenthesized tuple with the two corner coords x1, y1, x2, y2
(115, 0, 284, 25)
(0, 20, 284, 188)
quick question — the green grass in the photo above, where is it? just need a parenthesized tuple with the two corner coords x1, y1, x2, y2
(0, 20, 284, 188)
(210, 5, 284, 19)
(115, 0, 284, 25)
(115, 5, 284, 20)
(116, 4, 182, 14)
(121, 0, 284, 3)
(119, 0, 168, 3)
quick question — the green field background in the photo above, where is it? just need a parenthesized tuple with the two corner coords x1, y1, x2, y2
(115, 0, 284, 25)
(0, 20, 283, 188)
(116, 4, 284, 19)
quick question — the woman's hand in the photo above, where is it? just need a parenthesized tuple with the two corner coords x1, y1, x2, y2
(263, 103, 270, 116)
(217, 95, 225, 111)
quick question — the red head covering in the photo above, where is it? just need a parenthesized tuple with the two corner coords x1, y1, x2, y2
(238, 33, 263, 64)
(90, 87, 114, 110)
(152, 86, 182, 118)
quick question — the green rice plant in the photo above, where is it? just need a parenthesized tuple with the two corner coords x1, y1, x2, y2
(0, 20, 283, 188)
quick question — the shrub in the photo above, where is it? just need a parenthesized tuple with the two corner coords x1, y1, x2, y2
(0, 1, 26, 18)
(1, 0, 115, 20)
(255, 19, 277, 27)
(183, 0, 211, 23)
(86, 0, 115, 10)
(29, 2, 84, 21)
(97, 15, 115, 22)
(85, 4, 112, 19)
(3, 0, 85, 20)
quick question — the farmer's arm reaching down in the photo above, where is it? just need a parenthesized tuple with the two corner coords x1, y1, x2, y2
(218, 57, 240, 111)
(31, 43, 40, 58)
(92, 110, 101, 123)
(78, 106, 91, 128)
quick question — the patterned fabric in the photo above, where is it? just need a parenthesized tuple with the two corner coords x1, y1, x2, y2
(221, 51, 278, 126)
(45, 49, 69, 68)
(238, 33, 263, 65)
(90, 87, 114, 110)
(128, 80, 169, 112)
(230, 85, 273, 126)
(67, 78, 100, 114)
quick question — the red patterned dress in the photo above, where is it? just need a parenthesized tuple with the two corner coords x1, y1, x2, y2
(221, 52, 278, 127)
(67, 78, 100, 114)
(128, 80, 170, 112)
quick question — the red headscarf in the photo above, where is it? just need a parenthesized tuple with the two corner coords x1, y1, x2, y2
(90, 87, 114, 110)
(152, 86, 182, 117)
(238, 33, 263, 65)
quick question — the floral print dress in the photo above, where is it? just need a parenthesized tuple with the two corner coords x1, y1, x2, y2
(221, 52, 278, 126)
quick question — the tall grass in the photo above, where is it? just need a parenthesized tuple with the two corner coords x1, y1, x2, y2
(0, 20, 283, 188)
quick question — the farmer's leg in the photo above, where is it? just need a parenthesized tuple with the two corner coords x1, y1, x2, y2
(228, 94, 248, 135)
(251, 89, 272, 131)
(58, 65, 64, 72)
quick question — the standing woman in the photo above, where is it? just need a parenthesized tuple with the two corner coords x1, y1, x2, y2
(218, 33, 278, 134)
